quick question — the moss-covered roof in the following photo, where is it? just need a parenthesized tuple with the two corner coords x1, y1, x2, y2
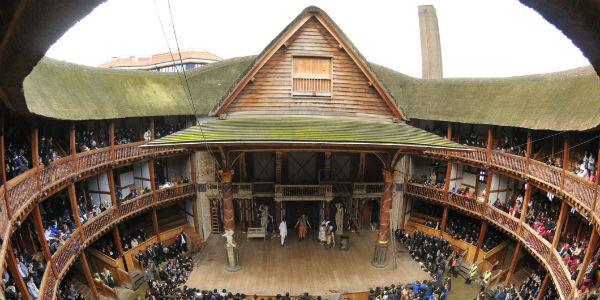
(371, 64, 600, 131)
(145, 116, 464, 149)
(23, 56, 255, 120)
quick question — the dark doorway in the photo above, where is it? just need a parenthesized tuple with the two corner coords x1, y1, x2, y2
(284, 201, 321, 234)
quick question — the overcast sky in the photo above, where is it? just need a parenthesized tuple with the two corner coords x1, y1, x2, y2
(46, 0, 590, 78)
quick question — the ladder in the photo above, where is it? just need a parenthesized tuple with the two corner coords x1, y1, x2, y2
(210, 198, 223, 234)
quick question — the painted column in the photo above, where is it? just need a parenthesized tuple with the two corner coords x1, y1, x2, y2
(504, 242, 522, 284)
(371, 169, 393, 268)
(220, 169, 240, 272)
(196, 151, 216, 240)
(473, 221, 488, 261)
(536, 273, 551, 300)
(551, 200, 569, 249)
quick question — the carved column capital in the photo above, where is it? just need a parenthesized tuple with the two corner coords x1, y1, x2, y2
(382, 169, 394, 183)
(219, 169, 235, 183)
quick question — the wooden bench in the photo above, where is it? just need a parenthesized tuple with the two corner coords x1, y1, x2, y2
(247, 227, 266, 240)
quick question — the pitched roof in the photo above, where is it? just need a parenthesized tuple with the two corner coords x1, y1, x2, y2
(98, 50, 222, 69)
(145, 116, 465, 150)
(210, 6, 405, 120)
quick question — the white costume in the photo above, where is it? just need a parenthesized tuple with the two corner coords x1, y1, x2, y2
(318, 221, 326, 243)
(279, 221, 287, 246)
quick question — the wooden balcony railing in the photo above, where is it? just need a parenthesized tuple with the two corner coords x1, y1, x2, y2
(204, 182, 253, 199)
(353, 182, 384, 198)
(405, 182, 575, 299)
(274, 184, 333, 202)
(36, 183, 195, 299)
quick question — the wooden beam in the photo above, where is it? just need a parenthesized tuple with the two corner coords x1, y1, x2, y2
(485, 170, 493, 204)
(473, 221, 488, 261)
(109, 120, 115, 160)
(68, 184, 81, 228)
(107, 169, 118, 206)
(576, 228, 599, 285)
(113, 227, 124, 256)
(520, 183, 532, 223)
(446, 122, 452, 140)
(152, 209, 160, 242)
(525, 131, 532, 173)
(536, 273, 551, 300)
(1, 116, 11, 219)
(504, 242, 522, 284)
(149, 159, 156, 192)
(399, 156, 410, 230)
(487, 126, 493, 163)
(440, 206, 448, 233)
(80, 252, 99, 300)
(149, 118, 155, 140)
(31, 125, 39, 167)
(69, 122, 77, 156)
(561, 134, 569, 189)
(192, 198, 201, 235)
(32, 204, 52, 262)
(357, 153, 366, 181)
(552, 200, 569, 249)
(6, 243, 32, 300)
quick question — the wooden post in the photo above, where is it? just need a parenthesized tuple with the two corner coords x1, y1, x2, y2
(444, 161, 452, 195)
(68, 184, 81, 228)
(1, 117, 11, 219)
(323, 151, 332, 181)
(447, 122, 452, 140)
(519, 183, 532, 223)
(536, 273, 551, 300)
(107, 169, 118, 206)
(113, 227, 124, 256)
(149, 159, 157, 192)
(357, 153, 366, 182)
(440, 206, 448, 233)
(473, 221, 488, 261)
(32, 204, 54, 272)
(504, 243, 522, 284)
(31, 125, 39, 167)
(190, 153, 201, 235)
(576, 228, 599, 285)
(561, 135, 569, 189)
(149, 118, 155, 140)
(372, 169, 393, 268)
(109, 120, 115, 160)
(485, 170, 493, 204)
(80, 252, 99, 300)
(525, 131, 532, 173)
(220, 169, 235, 232)
(487, 126, 493, 163)
(152, 209, 160, 242)
(70, 122, 78, 172)
(6, 244, 33, 300)
(399, 156, 410, 230)
(552, 200, 569, 249)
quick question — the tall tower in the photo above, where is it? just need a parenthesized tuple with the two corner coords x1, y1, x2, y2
(418, 5, 443, 79)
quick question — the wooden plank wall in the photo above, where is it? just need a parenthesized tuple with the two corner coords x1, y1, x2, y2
(227, 17, 394, 118)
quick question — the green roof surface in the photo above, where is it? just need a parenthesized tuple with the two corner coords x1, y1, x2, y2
(145, 116, 465, 149)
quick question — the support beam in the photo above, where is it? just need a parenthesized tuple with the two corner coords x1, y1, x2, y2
(525, 131, 532, 173)
(149, 118, 155, 140)
(6, 244, 32, 300)
(487, 126, 493, 162)
(32, 204, 52, 263)
(372, 169, 393, 268)
(149, 159, 156, 192)
(440, 206, 448, 233)
(109, 120, 115, 160)
(576, 228, 599, 285)
(1, 116, 11, 219)
(504, 243, 522, 284)
(484, 170, 493, 204)
(31, 125, 39, 167)
(152, 209, 160, 242)
(190, 153, 201, 235)
(473, 221, 489, 261)
(536, 273, 551, 300)
(561, 135, 569, 189)
(219, 168, 240, 272)
(113, 227, 124, 256)
(323, 151, 332, 181)
(551, 200, 569, 249)
(520, 183, 532, 223)
(107, 169, 118, 206)
(68, 184, 81, 227)
(446, 122, 452, 140)
(80, 252, 99, 300)
(357, 153, 366, 181)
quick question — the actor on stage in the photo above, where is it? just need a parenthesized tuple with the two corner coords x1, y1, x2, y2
(318, 221, 327, 244)
(279, 220, 287, 247)
(295, 214, 311, 240)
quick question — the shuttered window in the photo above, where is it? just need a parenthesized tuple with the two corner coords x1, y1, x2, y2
(292, 56, 332, 96)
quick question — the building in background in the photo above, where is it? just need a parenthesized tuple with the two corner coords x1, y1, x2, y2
(99, 49, 222, 72)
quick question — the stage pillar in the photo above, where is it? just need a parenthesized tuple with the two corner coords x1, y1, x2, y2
(372, 169, 393, 268)
(220, 169, 240, 271)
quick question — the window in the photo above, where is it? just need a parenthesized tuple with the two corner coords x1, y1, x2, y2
(292, 56, 332, 96)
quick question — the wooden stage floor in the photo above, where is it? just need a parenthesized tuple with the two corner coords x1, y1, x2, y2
(187, 229, 431, 296)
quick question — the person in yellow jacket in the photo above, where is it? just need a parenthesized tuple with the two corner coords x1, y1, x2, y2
(465, 263, 478, 284)
(481, 269, 492, 292)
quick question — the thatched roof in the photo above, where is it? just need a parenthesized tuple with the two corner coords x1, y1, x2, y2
(145, 116, 465, 150)
(23, 54, 600, 131)
(370, 64, 600, 131)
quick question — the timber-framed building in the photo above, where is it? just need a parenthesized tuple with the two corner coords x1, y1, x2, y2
(0, 5, 599, 300)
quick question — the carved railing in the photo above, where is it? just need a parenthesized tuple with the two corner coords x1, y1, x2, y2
(232, 183, 253, 199)
(36, 182, 195, 299)
(563, 173, 596, 210)
(405, 183, 574, 299)
(39, 263, 58, 300)
(274, 184, 333, 201)
(353, 182, 384, 198)
(252, 182, 275, 196)
(490, 151, 525, 174)
(528, 159, 562, 189)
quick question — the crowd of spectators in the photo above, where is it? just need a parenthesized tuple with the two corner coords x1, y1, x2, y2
(445, 215, 480, 245)
(136, 232, 187, 270)
(93, 268, 115, 288)
(495, 135, 527, 157)
(116, 186, 151, 203)
(58, 279, 85, 300)
(115, 127, 137, 145)
(409, 175, 444, 189)
(461, 132, 487, 148)
(481, 228, 504, 252)
(487, 270, 546, 300)
(39, 136, 61, 166)
(523, 193, 560, 243)
(77, 197, 109, 224)
(558, 232, 590, 281)
(41, 194, 77, 254)
(155, 122, 184, 139)
(122, 229, 149, 252)
(76, 130, 107, 152)
(2, 252, 46, 300)
(93, 235, 120, 259)
(367, 281, 450, 300)
(574, 152, 597, 183)
(492, 192, 524, 219)
(5, 142, 31, 179)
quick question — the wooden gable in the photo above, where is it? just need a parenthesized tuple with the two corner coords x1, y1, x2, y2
(215, 11, 404, 120)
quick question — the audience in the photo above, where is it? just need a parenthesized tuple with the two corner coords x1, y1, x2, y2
(115, 127, 137, 145)
(58, 279, 85, 300)
(5, 251, 45, 300)
(39, 136, 61, 166)
(524, 192, 561, 243)
(76, 130, 107, 152)
(155, 122, 184, 139)
(445, 214, 480, 246)
(40, 194, 77, 254)
(5, 142, 31, 179)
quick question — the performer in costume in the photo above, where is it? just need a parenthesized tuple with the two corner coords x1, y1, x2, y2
(325, 221, 335, 248)
(295, 214, 311, 240)
(279, 220, 287, 247)
(318, 221, 327, 244)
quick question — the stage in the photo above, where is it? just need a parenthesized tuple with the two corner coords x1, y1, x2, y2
(187, 229, 431, 296)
